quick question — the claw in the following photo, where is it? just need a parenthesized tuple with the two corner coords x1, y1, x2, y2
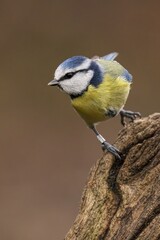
(120, 110, 141, 126)
(102, 141, 122, 160)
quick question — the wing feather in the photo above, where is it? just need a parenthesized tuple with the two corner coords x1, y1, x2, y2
(96, 57, 132, 83)
(102, 52, 118, 61)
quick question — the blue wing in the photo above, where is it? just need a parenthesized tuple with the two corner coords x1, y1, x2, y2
(102, 52, 118, 61)
(121, 69, 133, 82)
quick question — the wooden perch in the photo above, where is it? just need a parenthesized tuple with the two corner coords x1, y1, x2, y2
(65, 113, 160, 240)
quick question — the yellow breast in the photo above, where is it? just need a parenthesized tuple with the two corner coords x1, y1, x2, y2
(71, 74, 131, 126)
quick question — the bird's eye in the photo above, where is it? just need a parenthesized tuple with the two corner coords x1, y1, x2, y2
(65, 72, 75, 79)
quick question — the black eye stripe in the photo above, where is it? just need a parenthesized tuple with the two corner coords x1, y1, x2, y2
(59, 69, 88, 82)
(65, 72, 75, 79)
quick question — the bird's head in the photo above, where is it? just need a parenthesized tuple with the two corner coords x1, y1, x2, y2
(48, 56, 102, 97)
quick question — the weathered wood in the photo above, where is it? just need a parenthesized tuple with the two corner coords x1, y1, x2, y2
(65, 113, 160, 240)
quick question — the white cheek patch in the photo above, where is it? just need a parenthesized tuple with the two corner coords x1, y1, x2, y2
(59, 70, 94, 95)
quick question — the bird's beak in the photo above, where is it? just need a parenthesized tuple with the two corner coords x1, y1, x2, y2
(48, 79, 59, 86)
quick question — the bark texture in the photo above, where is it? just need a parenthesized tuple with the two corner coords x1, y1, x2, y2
(65, 113, 160, 240)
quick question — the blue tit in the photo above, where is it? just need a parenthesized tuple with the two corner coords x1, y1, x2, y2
(48, 52, 141, 159)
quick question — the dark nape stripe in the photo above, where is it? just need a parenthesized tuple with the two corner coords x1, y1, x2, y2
(89, 61, 103, 87)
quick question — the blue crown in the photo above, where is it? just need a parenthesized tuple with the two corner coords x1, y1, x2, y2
(59, 56, 87, 69)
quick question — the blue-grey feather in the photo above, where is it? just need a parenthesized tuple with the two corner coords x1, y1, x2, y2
(60, 56, 87, 69)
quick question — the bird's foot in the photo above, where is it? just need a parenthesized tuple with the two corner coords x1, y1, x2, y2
(102, 141, 122, 160)
(120, 109, 141, 126)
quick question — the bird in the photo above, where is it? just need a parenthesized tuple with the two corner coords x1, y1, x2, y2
(48, 52, 141, 160)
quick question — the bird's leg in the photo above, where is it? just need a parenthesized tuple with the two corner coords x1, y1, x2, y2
(90, 125, 121, 160)
(120, 109, 141, 126)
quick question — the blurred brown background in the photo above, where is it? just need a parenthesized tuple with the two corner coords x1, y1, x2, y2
(0, 1, 159, 239)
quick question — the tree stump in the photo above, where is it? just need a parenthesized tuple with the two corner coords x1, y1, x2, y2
(65, 113, 160, 240)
